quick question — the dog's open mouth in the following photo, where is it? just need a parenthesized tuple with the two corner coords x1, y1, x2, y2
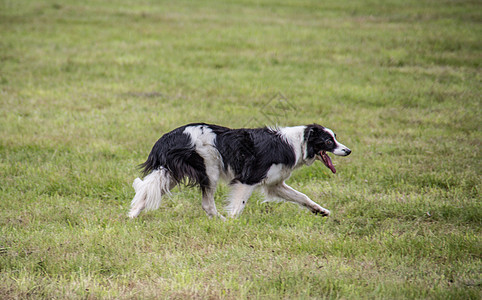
(319, 151, 336, 174)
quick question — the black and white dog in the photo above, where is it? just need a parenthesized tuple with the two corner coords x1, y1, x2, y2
(129, 123, 351, 219)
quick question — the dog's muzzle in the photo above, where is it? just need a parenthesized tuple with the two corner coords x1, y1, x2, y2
(341, 148, 351, 155)
(333, 145, 351, 156)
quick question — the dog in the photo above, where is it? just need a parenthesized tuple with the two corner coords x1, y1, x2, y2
(128, 123, 351, 219)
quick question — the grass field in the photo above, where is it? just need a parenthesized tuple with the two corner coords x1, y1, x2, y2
(1, 0, 481, 298)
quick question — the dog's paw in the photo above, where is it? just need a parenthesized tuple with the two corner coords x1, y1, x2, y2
(312, 205, 330, 217)
(127, 210, 140, 219)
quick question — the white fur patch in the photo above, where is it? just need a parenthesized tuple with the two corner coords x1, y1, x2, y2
(183, 125, 216, 147)
(183, 125, 222, 184)
(324, 128, 335, 138)
(278, 126, 306, 165)
(263, 163, 293, 185)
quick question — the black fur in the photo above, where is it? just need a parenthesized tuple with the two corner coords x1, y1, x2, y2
(139, 124, 210, 191)
(215, 127, 296, 185)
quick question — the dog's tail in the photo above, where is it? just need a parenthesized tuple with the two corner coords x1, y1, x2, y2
(128, 168, 173, 218)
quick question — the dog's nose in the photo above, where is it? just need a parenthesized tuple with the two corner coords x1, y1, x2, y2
(343, 148, 351, 155)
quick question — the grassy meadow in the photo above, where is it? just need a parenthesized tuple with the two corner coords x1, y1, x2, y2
(1, 0, 481, 298)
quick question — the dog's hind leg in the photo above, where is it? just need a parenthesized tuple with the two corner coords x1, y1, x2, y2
(128, 168, 176, 218)
(226, 183, 256, 218)
(202, 185, 225, 220)
(266, 182, 330, 216)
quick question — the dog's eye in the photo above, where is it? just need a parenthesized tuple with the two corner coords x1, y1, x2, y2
(325, 140, 333, 146)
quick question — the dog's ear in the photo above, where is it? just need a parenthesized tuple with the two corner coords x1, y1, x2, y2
(306, 127, 313, 140)
(304, 125, 317, 159)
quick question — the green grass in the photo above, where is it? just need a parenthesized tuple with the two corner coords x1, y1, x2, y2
(1, 0, 481, 298)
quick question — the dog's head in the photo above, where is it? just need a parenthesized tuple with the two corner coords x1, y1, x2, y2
(304, 124, 351, 173)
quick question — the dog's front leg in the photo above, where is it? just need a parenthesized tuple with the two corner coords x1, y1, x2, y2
(269, 183, 330, 216)
(226, 183, 256, 218)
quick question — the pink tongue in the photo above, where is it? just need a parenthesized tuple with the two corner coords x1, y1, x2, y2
(321, 152, 336, 174)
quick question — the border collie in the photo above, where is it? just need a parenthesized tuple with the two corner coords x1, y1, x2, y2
(128, 123, 351, 219)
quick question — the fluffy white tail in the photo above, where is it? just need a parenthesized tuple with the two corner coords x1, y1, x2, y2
(128, 168, 173, 218)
